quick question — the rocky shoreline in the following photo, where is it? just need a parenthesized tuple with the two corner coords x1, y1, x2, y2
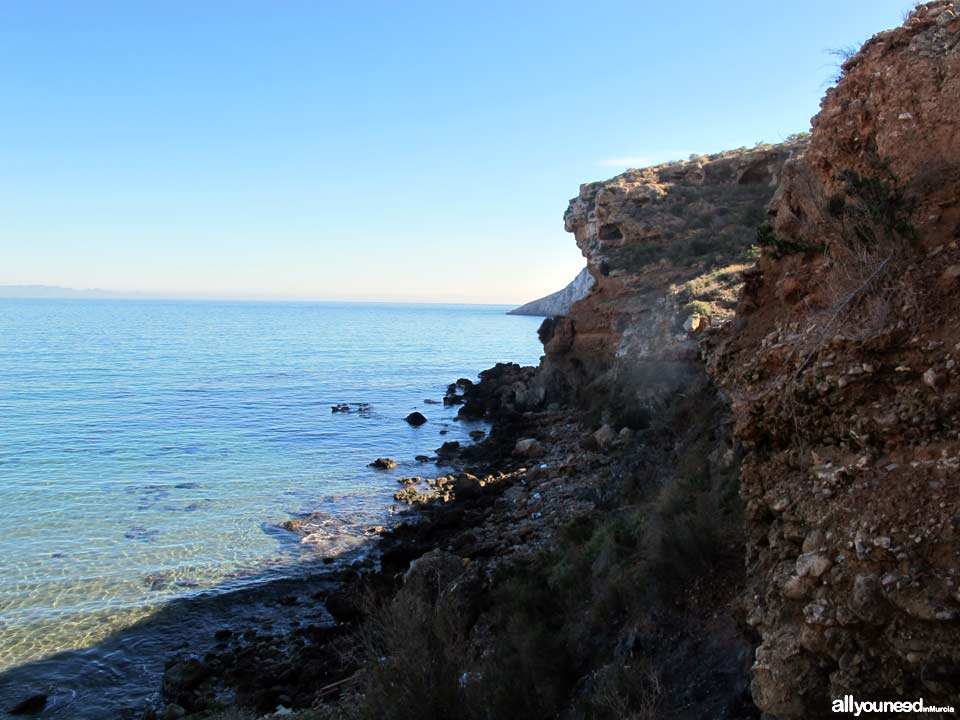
(139, 355, 756, 719)
(148, 363, 564, 718)
(8, 4, 959, 718)
(147, 7, 960, 716)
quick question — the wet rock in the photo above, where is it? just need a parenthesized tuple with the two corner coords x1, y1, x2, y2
(469, 429, 486, 441)
(368, 458, 398, 470)
(436, 441, 460, 456)
(414, 454, 431, 462)
(404, 411, 428, 426)
(8, 694, 47, 716)
(457, 398, 487, 419)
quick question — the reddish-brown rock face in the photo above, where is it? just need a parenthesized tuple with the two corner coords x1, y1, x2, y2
(539, 143, 801, 423)
(712, 2, 960, 716)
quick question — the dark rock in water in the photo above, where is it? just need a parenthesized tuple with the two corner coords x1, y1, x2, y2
(443, 382, 465, 407)
(9, 694, 47, 715)
(455, 378, 474, 389)
(213, 629, 233, 643)
(438, 429, 448, 435)
(414, 454, 430, 462)
(436, 441, 460, 456)
(457, 398, 486, 419)
(404, 411, 427, 426)
(469, 430, 486, 441)
(368, 457, 397, 470)
(423, 399, 441, 404)
(331, 403, 351, 413)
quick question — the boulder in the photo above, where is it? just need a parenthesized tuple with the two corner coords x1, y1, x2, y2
(403, 549, 464, 602)
(593, 424, 618, 449)
(513, 438, 545, 458)
(457, 398, 486, 418)
(161, 657, 210, 711)
(368, 458, 397, 470)
(454, 473, 482, 500)
(436, 441, 460, 456)
(404, 411, 428, 426)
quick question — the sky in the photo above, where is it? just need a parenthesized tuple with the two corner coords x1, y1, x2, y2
(0, 0, 914, 304)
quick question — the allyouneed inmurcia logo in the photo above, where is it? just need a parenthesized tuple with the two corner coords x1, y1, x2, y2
(832, 695, 956, 716)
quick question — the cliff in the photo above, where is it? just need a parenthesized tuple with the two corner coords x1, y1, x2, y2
(506, 267, 594, 317)
(135, 4, 960, 720)
(534, 2, 960, 716)
(538, 141, 804, 423)
(711, 2, 960, 716)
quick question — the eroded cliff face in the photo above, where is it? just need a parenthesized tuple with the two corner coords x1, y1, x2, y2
(539, 142, 803, 423)
(710, 2, 960, 716)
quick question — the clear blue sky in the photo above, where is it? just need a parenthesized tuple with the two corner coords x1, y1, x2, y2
(0, 0, 912, 303)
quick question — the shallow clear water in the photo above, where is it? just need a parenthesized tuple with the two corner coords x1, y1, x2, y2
(0, 299, 542, 673)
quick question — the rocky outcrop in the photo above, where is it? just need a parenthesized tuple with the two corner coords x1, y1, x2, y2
(140, 7, 960, 720)
(537, 141, 804, 424)
(507, 267, 594, 317)
(711, 3, 960, 716)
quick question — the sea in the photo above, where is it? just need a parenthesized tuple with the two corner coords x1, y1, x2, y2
(0, 299, 542, 717)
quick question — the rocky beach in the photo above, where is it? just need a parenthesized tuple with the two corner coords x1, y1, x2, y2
(5, 3, 960, 719)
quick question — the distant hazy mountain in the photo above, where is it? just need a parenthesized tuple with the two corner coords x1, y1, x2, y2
(507, 267, 595, 317)
(0, 285, 124, 299)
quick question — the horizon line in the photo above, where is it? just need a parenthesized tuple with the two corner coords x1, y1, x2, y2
(0, 285, 526, 307)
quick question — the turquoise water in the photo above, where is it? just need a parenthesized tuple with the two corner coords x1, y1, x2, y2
(0, 299, 542, 672)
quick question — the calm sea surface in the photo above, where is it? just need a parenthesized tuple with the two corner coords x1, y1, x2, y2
(0, 299, 542, 675)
